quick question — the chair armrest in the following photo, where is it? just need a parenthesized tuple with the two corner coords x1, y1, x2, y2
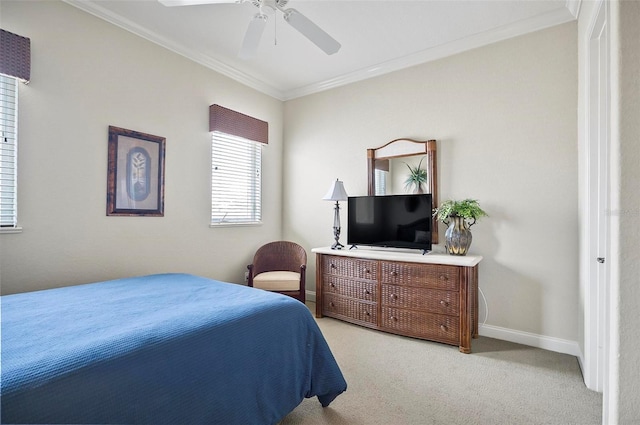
(247, 264, 254, 287)
(299, 264, 306, 294)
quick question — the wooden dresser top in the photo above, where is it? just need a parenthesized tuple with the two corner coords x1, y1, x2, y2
(312, 247, 482, 267)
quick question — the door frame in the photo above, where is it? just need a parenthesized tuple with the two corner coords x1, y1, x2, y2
(581, 0, 610, 401)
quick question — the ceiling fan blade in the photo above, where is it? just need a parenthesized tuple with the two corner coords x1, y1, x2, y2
(282, 8, 340, 55)
(238, 13, 268, 60)
(158, 0, 240, 6)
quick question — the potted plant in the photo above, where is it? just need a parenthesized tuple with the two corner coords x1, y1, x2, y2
(434, 199, 488, 256)
(403, 157, 427, 193)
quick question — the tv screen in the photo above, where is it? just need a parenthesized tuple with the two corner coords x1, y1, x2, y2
(347, 194, 432, 253)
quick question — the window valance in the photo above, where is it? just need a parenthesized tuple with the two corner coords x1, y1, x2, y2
(0, 29, 31, 83)
(209, 104, 268, 144)
(375, 159, 389, 171)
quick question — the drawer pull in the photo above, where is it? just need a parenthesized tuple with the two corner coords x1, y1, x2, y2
(439, 274, 448, 281)
(364, 289, 370, 295)
(390, 316, 398, 321)
(365, 311, 371, 316)
(390, 271, 398, 277)
(390, 294, 398, 300)
(330, 263, 337, 269)
(440, 300, 449, 307)
(440, 324, 448, 332)
(364, 268, 371, 274)
(330, 283, 336, 288)
(329, 302, 335, 307)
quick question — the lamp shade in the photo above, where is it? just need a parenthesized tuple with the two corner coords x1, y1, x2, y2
(323, 179, 348, 201)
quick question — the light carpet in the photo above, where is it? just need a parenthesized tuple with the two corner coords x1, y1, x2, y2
(281, 304, 602, 425)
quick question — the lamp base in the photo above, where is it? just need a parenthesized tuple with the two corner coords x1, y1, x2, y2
(331, 226, 343, 250)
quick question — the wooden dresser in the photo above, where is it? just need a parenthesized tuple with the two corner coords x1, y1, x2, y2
(312, 247, 482, 353)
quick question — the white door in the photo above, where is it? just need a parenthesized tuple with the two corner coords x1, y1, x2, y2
(584, 0, 609, 395)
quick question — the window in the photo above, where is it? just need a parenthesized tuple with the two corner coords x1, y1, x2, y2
(0, 74, 18, 228)
(1, 28, 30, 231)
(210, 131, 262, 225)
(208, 104, 268, 226)
(374, 158, 389, 196)
(374, 168, 387, 196)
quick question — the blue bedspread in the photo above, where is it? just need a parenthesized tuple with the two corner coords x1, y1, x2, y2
(1, 273, 347, 424)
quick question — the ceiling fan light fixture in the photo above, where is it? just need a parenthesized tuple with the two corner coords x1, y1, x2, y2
(283, 8, 340, 55)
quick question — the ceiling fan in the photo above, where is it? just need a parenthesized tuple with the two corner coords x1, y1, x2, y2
(158, 0, 341, 59)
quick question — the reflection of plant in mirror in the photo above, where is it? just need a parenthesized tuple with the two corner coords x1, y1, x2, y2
(434, 199, 488, 225)
(404, 157, 427, 193)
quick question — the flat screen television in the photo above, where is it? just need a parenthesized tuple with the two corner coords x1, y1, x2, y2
(347, 193, 432, 253)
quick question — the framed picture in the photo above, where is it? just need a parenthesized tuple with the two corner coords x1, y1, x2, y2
(106, 126, 165, 216)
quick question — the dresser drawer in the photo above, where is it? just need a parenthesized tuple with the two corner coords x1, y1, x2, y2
(323, 294, 377, 326)
(322, 255, 378, 281)
(381, 284, 459, 316)
(323, 276, 377, 302)
(381, 307, 459, 345)
(380, 261, 459, 291)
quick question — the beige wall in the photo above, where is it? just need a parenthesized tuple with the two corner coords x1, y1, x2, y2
(0, 1, 284, 294)
(283, 23, 578, 342)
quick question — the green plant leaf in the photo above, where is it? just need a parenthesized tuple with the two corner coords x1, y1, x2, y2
(403, 156, 427, 192)
(434, 199, 488, 223)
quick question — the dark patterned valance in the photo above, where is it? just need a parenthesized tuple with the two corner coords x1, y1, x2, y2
(0, 29, 31, 83)
(209, 104, 268, 144)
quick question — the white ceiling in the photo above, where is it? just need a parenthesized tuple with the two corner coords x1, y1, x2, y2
(62, 0, 580, 100)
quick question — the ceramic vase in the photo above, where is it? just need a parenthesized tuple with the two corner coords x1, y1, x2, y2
(445, 216, 473, 256)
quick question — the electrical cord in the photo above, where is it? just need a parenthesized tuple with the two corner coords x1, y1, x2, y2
(479, 286, 488, 326)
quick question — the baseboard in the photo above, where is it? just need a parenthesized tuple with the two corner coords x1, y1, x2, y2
(306, 290, 316, 303)
(479, 324, 582, 357)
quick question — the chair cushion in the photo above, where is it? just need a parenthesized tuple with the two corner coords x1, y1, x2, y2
(253, 271, 301, 291)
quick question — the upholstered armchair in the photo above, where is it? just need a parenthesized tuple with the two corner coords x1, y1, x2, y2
(247, 241, 307, 303)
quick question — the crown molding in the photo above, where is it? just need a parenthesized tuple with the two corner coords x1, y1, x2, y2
(61, 0, 285, 100)
(282, 4, 579, 100)
(62, 0, 579, 102)
(566, 0, 583, 19)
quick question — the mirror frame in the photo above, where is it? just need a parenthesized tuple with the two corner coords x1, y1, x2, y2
(367, 138, 439, 244)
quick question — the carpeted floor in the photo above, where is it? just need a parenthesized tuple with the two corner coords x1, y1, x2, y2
(280, 303, 602, 425)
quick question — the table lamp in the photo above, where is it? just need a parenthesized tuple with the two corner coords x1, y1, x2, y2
(323, 179, 348, 249)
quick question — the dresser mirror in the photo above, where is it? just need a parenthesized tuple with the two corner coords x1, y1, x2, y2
(367, 139, 439, 244)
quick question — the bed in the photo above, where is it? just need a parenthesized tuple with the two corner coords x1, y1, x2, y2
(1, 273, 347, 424)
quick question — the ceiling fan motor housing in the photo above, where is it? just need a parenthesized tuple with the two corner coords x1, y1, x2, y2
(250, 0, 288, 12)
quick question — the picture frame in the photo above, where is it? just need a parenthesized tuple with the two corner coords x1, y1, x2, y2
(106, 126, 165, 216)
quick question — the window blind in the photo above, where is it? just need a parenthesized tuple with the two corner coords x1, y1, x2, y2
(0, 75, 18, 227)
(374, 168, 387, 196)
(211, 131, 262, 225)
